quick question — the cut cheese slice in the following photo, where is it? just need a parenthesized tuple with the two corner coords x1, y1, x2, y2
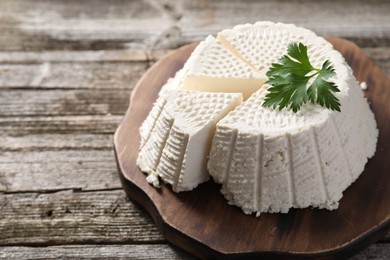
(179, 35, 267, 100)
(137, 90, 243, 192)
(139, 69, 186, 151)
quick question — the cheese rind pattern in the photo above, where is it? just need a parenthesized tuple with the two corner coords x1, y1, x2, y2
(137, 90, 243, 192)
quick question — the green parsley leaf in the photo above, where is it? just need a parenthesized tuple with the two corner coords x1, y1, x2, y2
(307, 60, 341, 111)
(262, 42, 341, 112)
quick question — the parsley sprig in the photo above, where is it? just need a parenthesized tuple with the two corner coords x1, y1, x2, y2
(262, 42, 341, 112)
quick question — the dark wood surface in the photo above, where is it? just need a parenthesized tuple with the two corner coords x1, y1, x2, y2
(114, 38, 390, 259)
(1, 1, 389, 259)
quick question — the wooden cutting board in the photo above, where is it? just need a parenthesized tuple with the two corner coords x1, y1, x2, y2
(114, 37, 390, 259)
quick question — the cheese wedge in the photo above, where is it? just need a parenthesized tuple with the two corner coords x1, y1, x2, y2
(208, 22, 378, 216)
(137, 90, 243, 192)
(179, 35, 267, 100)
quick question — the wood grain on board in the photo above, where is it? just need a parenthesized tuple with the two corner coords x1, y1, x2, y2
(114, 38, 390, 258)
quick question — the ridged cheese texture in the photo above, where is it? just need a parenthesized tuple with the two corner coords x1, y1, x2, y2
(137, 90, 243, 192)
(137, 21, 378, 217)
(218, 21, 327, 71)
(208, 22, 378, 216)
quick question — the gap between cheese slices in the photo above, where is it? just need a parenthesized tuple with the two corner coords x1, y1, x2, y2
(179, 35, 267, 100)
(180, 76, 263, 101)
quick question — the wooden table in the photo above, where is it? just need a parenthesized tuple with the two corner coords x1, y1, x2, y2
(0, 1, 389, 259)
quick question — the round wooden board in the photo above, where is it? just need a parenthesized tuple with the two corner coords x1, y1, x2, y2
(114, 37, 390, 259)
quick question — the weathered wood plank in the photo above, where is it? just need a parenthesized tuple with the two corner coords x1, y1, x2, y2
(0, 89, 129, 117)
(0, 134, 112, 151)
(0, 189, 387, 249)
(0, 0, 177, 51)
(0, 245, 195, 259)
(0, 0, 388, 51)
(0, 115, 121, 135)
(0, 49, 169, 63)
(0, 46, 386, 66)
(180, 0, 390, 48)
(0, 190, 163, 245)
(0, 50, 388, 93)
(0, 149, 121, 192)
(0, 134, 115, 192)
(0, 62, 147, 89)
(351, 244, 390, 260)
(0, 244, 388, 260)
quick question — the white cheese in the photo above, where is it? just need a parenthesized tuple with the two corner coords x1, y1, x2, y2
(360, 81, 368, 90)
(137, 21, 378, 217)
(208, 22, 378, 216)
(137, 90, 243, 192)
(179, 35, 267, 99)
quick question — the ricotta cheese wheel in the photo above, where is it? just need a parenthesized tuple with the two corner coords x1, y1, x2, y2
(207, 22, 378, 216)
(137, 90, 243, 192)
(137, 21, 378, 217)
